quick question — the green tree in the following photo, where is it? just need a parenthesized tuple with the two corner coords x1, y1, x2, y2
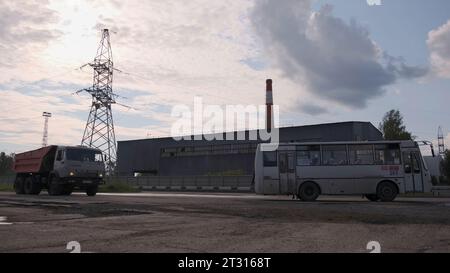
(0, 152, 14, 176)
(379, 109, 414, 140)
(441, 150, 450, 184)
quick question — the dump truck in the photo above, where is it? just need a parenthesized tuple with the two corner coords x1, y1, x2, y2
(13, 145, 105, 196)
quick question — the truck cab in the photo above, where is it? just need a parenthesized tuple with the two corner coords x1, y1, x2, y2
(53, 146, 105, 181)
(49, 146, 105, 196)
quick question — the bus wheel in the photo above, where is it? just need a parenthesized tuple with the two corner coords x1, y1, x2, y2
(365, 194, 380, 202)
(377, 181, 398, 202)
(298, 182, 320, 202)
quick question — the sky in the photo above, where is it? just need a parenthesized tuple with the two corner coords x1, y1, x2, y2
(0, 0, 450, 155)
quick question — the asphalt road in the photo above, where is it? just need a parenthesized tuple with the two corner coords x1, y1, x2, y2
(0, 191, 450, 253)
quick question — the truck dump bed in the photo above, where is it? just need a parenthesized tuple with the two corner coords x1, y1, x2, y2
(13, 146, 57, 174)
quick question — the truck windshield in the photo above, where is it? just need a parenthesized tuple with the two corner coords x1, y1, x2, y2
(66, 149, 103, 162)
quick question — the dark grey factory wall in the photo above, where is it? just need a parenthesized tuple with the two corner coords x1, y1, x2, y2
(117, 122, 383, 176)
(159, 154, 255, 176)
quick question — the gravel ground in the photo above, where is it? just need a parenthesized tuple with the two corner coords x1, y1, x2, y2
(0, 191, 449, 253)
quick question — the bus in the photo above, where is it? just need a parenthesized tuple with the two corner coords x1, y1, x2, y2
(254, 140, 432, 202)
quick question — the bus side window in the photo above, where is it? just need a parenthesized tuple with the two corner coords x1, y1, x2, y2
(296, 145, 320, 166)
(349, 144, 374, 165)
(322, 145, 347, 166)
(375, 144, 401, 165)
(263, 151, 277, 167)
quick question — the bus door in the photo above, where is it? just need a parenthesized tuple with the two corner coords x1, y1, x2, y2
(279, 152, 296, 194)
(403, 151, 424, 192)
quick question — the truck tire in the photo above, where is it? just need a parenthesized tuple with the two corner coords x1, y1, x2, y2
(48, 176, 63, 196)
(86, 185, 98, 196)
(62, 185, 73, 196)
(24, 176, 42, 195)
(14, 176, 25, 195)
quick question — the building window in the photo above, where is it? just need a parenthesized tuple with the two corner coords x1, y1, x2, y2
(263, 151, 277, 167)
(348, 145, 374, 165)
(296, 145, 320, 166)
(322, 145, 347, 166)
(160, 143, 258, 158)
(374, 144, 401, 165)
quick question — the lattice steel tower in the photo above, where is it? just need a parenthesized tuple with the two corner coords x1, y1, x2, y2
(80, 29, 117, 173)
(438, 126, 445, 155)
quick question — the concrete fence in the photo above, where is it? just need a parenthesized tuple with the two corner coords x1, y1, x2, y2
(112, 175, 254, 192)
(432, 186, 450, 197)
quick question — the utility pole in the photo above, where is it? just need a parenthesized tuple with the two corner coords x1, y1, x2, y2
(42, 112, 52, 147)
(78, 29, 117, 174)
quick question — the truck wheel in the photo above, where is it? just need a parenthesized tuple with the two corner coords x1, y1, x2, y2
(62, 185, 73, 196)
(365, 194, 380, 202)
(86, 185, 98, 196)
(297, 182, 320, 202)
(48, 177, 63, 196)
(24, 177, 42, 195)
(377, 181, 398, 202)
(14, 176, 25, 195)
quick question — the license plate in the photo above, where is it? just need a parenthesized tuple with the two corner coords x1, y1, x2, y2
(83, 180, 93, 184)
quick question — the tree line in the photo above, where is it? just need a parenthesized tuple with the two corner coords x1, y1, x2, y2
(0, 152, 14, 176)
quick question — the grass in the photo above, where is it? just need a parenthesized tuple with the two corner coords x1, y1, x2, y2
(0, 183, 14, 192)
(98, 181, 140, 193)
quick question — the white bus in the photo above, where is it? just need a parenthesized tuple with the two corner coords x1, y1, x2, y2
(254, 141, 432, 202)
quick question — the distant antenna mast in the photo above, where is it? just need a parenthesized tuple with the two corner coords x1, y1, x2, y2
(438, 126, 445, 155)
(79, 29, 117, 174)
(42, 112, 52, 147)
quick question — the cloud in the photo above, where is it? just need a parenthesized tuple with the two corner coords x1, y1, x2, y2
(250, 0, 426, 108)
(428, 20, 450, 78)
(299, 103, 328, 116)
(0, 0, 60, 68)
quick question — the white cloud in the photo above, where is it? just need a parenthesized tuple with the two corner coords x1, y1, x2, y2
(250, 0, 426, 109)
(428, 20, 450, 78)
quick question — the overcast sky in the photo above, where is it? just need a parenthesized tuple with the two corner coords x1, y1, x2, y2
(0, 0, 450, 154)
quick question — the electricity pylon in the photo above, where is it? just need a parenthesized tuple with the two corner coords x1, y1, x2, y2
(79, 29, 117, 174)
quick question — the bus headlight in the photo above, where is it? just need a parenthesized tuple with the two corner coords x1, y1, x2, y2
(69, 171, 75, 176)
(99, 173, 103, 178)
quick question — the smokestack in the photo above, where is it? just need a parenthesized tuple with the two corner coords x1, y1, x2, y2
(266, 79, 273, 131)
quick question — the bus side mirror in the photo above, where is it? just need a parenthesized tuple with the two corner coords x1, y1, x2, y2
(104, 155, 107, 162)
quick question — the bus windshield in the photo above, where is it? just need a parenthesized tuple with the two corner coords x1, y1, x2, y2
(66, 149, 103, 162)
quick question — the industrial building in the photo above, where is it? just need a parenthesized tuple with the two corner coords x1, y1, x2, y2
(117, 121, 383, 176)
(116, 79, 383, 176)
